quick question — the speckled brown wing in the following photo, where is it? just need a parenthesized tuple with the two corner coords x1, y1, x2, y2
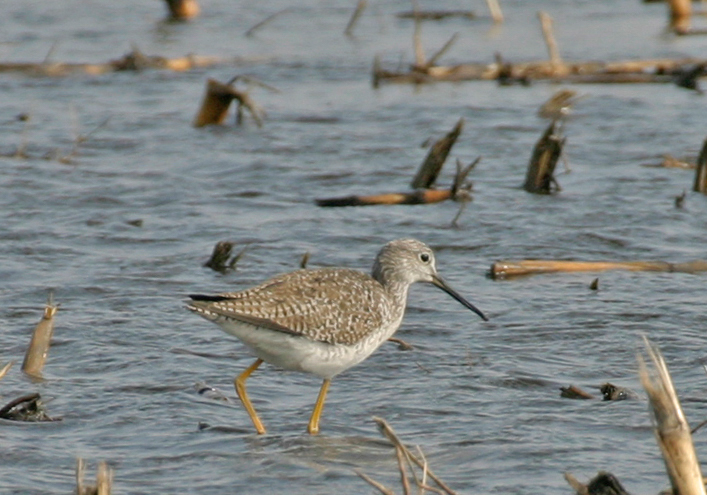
(189, 268, 395, 345)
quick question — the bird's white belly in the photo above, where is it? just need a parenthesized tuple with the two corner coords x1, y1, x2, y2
(213, 315, 404, 379)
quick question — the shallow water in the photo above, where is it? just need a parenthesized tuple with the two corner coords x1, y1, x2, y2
(1, 1, 707, 494)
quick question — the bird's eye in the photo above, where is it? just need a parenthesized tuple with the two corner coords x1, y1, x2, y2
(419, 253, 430, 263)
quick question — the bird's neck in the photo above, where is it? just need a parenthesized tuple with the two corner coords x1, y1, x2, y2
(372, 269, 410, 313)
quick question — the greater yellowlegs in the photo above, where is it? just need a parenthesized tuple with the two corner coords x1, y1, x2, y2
(187, 238, 487, 434)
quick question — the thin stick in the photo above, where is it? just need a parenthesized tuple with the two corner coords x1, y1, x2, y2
(76, 458, 87, 495)
(96, 461, 113, 495)
(412, 445, 447, 494)
(0, 361, 13, 381)
(354, 469, 396, 495)
(411, 0, 426, 67)
(417, 445, 428, 489)
(486, 0, 503, 23)
(245, 8, 292, 37)
(373, 417, 459, 495)
(538, 12, 563, 74)
(638, 336, 705, 495)
(426, 33, 459, 67)
(450, 201, 467, 228)
(345, 0, 367, 36)
(396, 446, 412, 495)
(59, 116, 111, 164)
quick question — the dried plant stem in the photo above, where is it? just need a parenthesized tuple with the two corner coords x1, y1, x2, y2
(395, 446, 411, 495)
(638, 336, 705, 495)
(345, 0, 367, 36)
(692, 137, 707, 193)
(354, 469, 396, 495)
(538, 12, 563, 74)
(373, 417, 459, 495)
(0, 361, 13, 381)
(486, 0, 503, 23)
(490, 259, 707, 279)
(21, 292, 58, 378)
(245, 8, 293, 37)
(426, 33, 459, 68)
(76, 458, 114, 495)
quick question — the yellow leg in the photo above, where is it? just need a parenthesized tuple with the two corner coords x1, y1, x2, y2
(307, 379, 331, 435)
(234, 358, 266, 434)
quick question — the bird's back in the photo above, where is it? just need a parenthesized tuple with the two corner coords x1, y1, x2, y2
(188, 268, 400, 346)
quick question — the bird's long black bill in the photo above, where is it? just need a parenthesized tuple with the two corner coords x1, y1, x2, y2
(431, 275, 488, 321)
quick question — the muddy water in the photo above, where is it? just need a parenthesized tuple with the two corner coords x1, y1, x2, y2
(1, 1, 706, 494)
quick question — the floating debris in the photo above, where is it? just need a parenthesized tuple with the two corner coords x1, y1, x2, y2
(560, 385, 595, 400)
(316, 120, 478, 208)
(599, 383, 637, 401)
(565, 471, 631, 495)
(490, 259, 707, 279)
(0, 393, 59, 422)
(194, 382, 231, 402)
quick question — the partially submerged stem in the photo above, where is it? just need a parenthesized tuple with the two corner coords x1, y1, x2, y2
(638, 337, 705, 495)
(21, 292, 58, 378)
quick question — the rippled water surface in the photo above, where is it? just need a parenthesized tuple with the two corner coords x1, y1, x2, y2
(1, 1, 707, 494)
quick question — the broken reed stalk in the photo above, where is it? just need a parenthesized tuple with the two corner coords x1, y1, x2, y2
(486, 0, 504, 23)
(0, 361, 13, 381)
(76, 458, 114, 495)
(411, 118, 464, 189)
(668, 0, 692, 34)
(245, 8, 293, 37)
(538, 12, 564, 76)
(345, 0, 367, 36)
(522, 120, 564, 194)
(355, 470, 396, 495)
(412, 1, 426, 68)
(316, 155, 478, 208)
(21, 293, 58, 378)
(164, 0, 200, 20)
(316, 189, 455, 207)
(373, 417, 459, 495)
(204, 241, 247, 273)
(395, 446, 412, 495)
(193, 77, 265, 128)
(538, 89, 579, 119)
(59, 116, 111, 165)
(638, 337, 705, 495)
(490, 259, 707, 279)
(426, 33, 459, 70)
(691, 137, 707, 193)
